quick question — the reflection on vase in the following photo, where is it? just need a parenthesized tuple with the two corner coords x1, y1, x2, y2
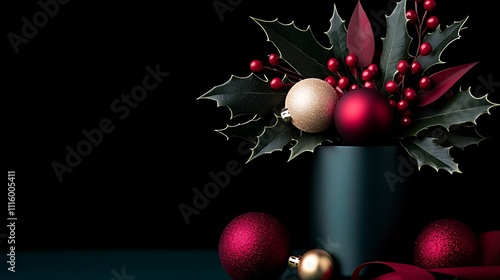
(309, 145, 409, 278)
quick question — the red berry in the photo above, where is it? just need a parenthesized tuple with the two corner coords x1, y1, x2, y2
(385, 80, 398, 94)
(270, 77, 283, 90)
(397, 100, 409, 111)
(419, 76, 432, 90)
(349, 84, 359, 91)
(426, 16, 439, 30)
(423, 0, 436, 11)
(367, 63, 379, 76)
(406, 10, 417, 24)
(338, 76, 350, 90)
(395, 73, 404, 83)
(250, 60, 264, 72)
(397, 60, 410, 75)
(411, 61, 422, 74)
(402, 110, 412, 117)
(327, 58, 340, 72)
(419, 42, 432, 56)
(345, 53, 358, 68)
(389, 99, 397, 108)
(404, 87, 417, 101)
(268, 53, 280, 66)
(364, 81, 376, 89)
(361, 69, 374, 81)
(400, 116, 412, 126)
(325, 76, 337, 87)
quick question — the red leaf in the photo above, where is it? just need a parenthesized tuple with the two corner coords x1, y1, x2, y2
(416, 62, 478, 107)
(347, 0, 375, 68)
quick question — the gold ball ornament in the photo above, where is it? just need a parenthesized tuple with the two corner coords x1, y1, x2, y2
(288, 249, 334, 280)
(283, 78, 339, 133)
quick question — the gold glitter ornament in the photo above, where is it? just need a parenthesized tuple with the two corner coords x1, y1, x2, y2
(282, 78, 339, 133)
(288, 249, 335, 280)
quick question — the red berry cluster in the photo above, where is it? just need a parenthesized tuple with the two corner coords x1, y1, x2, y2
(249, 53, 304, 90)
(249, 0, 442, 129)
(388, 0, 440, 127)
(323, 0, 441, 127)
(324, 56, 381, 99)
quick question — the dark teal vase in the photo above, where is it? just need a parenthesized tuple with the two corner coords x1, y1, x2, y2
(310, 145, 409, 278)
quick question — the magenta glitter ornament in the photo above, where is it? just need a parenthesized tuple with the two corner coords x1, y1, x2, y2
(218, 212, 292, 280)
(334, 88, 393, 145)
(413, 218, 481, 269)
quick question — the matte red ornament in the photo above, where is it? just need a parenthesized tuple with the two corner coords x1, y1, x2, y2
(334, 88, 393, 145)
(218, 212, 292, 280)
(413, 218, 481, 269)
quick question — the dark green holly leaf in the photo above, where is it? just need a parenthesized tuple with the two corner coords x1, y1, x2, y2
(417, 17, 468, 73)
(216, 115, 266, 143)
(445, 124, 488, 149)
(326, 4, 351, 78)
(251, 17, 332, 79)
(247, 114, 300, 163)
(420, 124, 487, 149)
(398, 87, 499, 137)
(380, 0, 412, 91)
(288, 130, 338, 161)
(400, 136, 460, 174)
(197, 73, 287, 119)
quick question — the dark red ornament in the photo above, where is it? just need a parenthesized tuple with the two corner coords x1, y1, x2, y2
(334, 88, 394, 145)
(218, 212, 292, 280)
(413, 218, 481, 269)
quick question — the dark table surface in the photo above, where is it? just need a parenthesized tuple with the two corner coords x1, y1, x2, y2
(1, 249, 239, 280)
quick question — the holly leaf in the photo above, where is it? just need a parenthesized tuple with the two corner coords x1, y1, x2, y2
(443, 125, 488, 149)
(247, 114, 300, 163)
(417, 17, 468, 72)
(347, 0, 375, 68)
(216, 115, 266, 143)
(288, 130, 338, 161)
(251, 17, 332, 79)
(326, 4, 350, 77)
(197, 73, 287, 119)
(416, 62, 478, 107)
(380, 0, 412, 91)
(400, 136, 460, 173)
(398, 87, 499, 137)
(420, 124, 487, 149)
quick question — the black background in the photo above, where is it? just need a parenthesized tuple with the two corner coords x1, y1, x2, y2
(4, 0, 500, 257)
